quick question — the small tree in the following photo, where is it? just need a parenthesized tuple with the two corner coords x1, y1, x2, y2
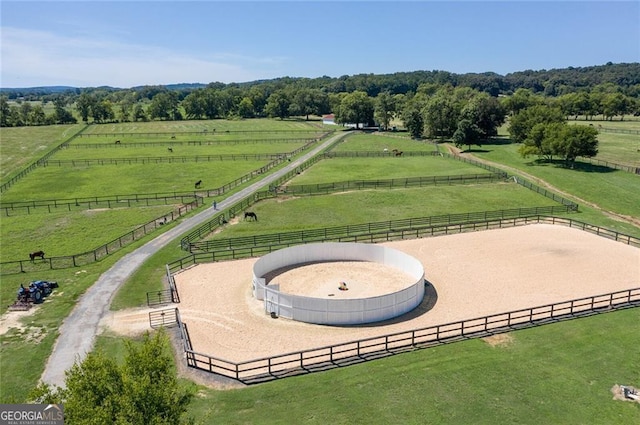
(452, 118, 482, 152)
(30, 330, 194, 424)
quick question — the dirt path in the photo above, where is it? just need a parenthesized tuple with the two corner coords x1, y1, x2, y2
(446, 144, 640, 228)
(39, 131, 350, 388)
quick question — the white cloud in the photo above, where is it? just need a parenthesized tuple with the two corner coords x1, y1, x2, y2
(0, 27, 285, 88)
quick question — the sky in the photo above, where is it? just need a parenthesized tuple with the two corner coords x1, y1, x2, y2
(1, 0, 639, 88)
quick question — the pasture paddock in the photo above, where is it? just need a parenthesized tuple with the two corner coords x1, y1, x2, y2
(1, 119, 639, 422)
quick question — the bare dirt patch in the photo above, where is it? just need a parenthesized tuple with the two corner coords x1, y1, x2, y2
(483, 333, 514, 347)
(0, 309, 37, 335)
(98, 307, 156, 338)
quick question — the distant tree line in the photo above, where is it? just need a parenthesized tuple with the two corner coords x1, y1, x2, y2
(1, 62, 638, 128)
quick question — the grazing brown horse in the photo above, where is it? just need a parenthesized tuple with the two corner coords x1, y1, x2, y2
(29, 250, 45, 261)
(244, 211, 258, 221)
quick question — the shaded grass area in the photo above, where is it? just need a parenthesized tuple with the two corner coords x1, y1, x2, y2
(0, 161, 267, 202)
(205, 183, 561, 239)
(187, 308, 640, 424)
(0, 124, 84, 181)
(291, 156, 490, 184)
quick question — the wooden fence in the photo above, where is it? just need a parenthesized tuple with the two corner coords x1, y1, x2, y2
(0, 199, 202, 275)
(170, 215, 640, 274)
(188, 206, 574, 253)
(168, 287, 640, 383)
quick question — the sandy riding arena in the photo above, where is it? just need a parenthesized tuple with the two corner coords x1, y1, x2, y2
(169, 224, 639, 363)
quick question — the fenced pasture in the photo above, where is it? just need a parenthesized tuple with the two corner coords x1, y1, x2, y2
(589, 132, 640, 167)
(289, 155, 492, 184)
(0, 160, 268, 203)
(0, 205, 177, 260)
(80, 118, 325, 135)
(329, 133, 436, 152)
(470, 142, 640, 223)
(196, 182, 564, 242)
(54, 141, 317, 160)
(0, 124, 84, 180)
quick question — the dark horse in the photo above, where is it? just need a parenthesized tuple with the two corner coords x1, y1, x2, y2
(195, 180, 202, 189)
(29, 250, 45, 261)
(244, 211, 258, 221)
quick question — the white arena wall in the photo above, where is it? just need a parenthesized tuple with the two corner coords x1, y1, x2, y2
(252, 242, 426, 325)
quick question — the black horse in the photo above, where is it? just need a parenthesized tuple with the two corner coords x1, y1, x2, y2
(29, 250, 45, 261)
(244, 212, 258, 221)
(195, 180, 202, 189)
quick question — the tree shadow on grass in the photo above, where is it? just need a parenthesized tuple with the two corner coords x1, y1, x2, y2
(529, 158, 617, 173)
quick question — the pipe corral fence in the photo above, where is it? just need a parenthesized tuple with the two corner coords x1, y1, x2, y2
(252, 243, 425, 325)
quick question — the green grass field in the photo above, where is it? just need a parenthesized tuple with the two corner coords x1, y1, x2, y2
(468, 142, 640, 221)
(53, 141, 312, 160)
(0, 160, 268, 202)
(0, 119, 638, 423)
(206, 183, 560, 239)
(184, 307, 640, 424)
(0, 124, 85, 180)
(331, 133, 435, 152)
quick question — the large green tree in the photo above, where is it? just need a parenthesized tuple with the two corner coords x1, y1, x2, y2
(265, 90, 291, 120)
(374, 91, 397, 130)
(507, 104, 565, 144)
(30, 330, 194, 425)
(336, 90, 374, 128)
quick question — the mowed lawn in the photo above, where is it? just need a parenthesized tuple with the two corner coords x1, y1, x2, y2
(186, 307, 640, 424)
(206, 183, 561, 239)
(566, 121, 640, 167)
(54, 141, 313, 159)
(0, 124, 85, 180)
(291, 155, 492, 184)
(80, 118, 325, 135)
(331, 133, 437, 152)
(0, 160, 268, 202)
(469, 142, 640, 221)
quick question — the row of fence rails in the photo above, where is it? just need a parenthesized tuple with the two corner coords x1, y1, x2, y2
(0, 124, 89, 194)
(181, 286, 640, 382)
(0, 197, 203, 275)
(278, 173, 504, 195)
(68, 137, 322, 149)
(323, 150, 441, 158)
(178, 153, 325, 251)
(78, 129, 328, 138)
(147, 264, 182, 306)
(577, 156, 640, 174)
(442, 150, 580, 209)
(540, 216, 640, 247)
(189, 205, 571, 252)
(598, 127, 640, 135)
(43, 153, 298, 167)
(149, 307, 179, 328)
(511, 176, 578, 209)
(440, 151, 509, 177)
(1, 194, 200, 217)
(170, 214, 638, 280)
